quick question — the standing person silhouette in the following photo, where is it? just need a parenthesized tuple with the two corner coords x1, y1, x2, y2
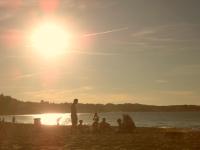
(71, 99, 78, 128)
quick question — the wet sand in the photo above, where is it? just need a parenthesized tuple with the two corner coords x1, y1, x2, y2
(0, 123, 200, 150)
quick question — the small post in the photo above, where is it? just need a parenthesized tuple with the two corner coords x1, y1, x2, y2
(34, 118, 41, 126)
(12, 116, 16, 123)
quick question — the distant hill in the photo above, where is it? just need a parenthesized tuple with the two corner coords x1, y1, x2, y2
(0, 94, 200, 115)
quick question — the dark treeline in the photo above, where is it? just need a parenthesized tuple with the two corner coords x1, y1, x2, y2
(1, 94, 200, 115)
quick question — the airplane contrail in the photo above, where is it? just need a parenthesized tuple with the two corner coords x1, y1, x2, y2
(83, 27, 128, 37)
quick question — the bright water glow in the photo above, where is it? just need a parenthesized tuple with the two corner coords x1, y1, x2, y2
(35, 113, 70, 125)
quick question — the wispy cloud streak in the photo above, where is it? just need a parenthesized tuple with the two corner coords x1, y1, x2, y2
(83, 27, 128, 37)
(15, 72, 41, 79)
(71, 50, 119, 56)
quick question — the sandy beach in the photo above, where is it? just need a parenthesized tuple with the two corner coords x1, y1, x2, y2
(0, 123, 200, 150)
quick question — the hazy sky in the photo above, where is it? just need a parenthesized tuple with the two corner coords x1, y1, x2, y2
(0, 0, 200, 105)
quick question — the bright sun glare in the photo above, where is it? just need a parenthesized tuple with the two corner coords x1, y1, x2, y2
(40, 113, 67, 125)
(30, 22, 69, 57)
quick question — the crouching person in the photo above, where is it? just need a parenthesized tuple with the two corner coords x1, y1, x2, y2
(99, 118, 111, 133)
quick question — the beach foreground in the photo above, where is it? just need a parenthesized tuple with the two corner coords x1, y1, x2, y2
(0, 123, 200, 150)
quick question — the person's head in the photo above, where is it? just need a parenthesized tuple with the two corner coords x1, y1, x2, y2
(79, 120, 83, 125)
(102, 118, 106, 122)
(73, 99, 78, 104)
(117, 118, 121, 124)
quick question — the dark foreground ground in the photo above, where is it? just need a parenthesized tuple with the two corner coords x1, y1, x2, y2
(0, 123, 200, 150)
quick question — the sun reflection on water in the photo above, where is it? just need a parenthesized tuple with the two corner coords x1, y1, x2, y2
(33, 113, 70, 125)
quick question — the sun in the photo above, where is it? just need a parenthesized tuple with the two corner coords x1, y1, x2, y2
(30, 21, 69, 57)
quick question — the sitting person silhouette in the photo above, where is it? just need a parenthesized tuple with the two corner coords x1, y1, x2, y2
(99, 118, 110, 132)
(92, 117, 99, 133)
(78, 120, 83, 127)
(116, 118, 123, 133)
(122, 114, 136, 133)
(78, 120, 84, 133)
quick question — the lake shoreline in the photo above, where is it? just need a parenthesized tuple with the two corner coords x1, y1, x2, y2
(0, 123, 200, 150)
(1, 112, 200, 128)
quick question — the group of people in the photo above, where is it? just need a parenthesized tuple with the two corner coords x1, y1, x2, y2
(92, 112, 111, 133)
(116, 114, 136, 133)
(1, 98, 136, 133)
(70, 99, 136, 133)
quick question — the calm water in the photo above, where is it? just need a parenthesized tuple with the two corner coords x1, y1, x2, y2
(1, 112, 200, 128)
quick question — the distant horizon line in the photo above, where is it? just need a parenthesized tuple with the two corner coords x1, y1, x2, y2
(1, 93, 200, 107)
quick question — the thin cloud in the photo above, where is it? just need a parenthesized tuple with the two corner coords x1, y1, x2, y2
(83, 27, 128, 37)
(161, 90, 194, 96)
(156, 80, 168, 84)
(1, 55, 31, 58)
(71, 50, 119, 56)
(0, 13, 13, 21)
(131, 23, 200, 43)
(15, 72, 41, 79)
